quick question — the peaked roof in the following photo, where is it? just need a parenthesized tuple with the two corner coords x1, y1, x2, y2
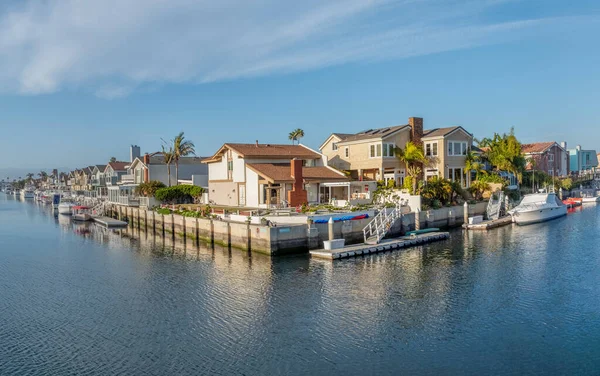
(147, 155, 206, 165)
(422, 126, 472, 139)
(203, 143, 321, 163)
(335, 124, 410, 144)
(246, 163, 347, 183)
(522, 142, 556, 154)
(106, 161, 129, 171)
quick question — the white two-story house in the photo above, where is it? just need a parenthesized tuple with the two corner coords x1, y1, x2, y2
(202, 143, 347, 208)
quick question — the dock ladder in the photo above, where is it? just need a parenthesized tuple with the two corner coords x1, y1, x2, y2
(363, 206, 402, 245)
(486, 191, 505, 220)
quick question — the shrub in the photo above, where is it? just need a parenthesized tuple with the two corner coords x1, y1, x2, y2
(135, 181, 166, 197)
(156, 208, 171, 215)
(155, 185, 205, 204)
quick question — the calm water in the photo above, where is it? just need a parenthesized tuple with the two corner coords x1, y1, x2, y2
(1, 194, 600, 375)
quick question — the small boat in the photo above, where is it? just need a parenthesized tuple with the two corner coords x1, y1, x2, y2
(562, 197, 583, 208)
(72, 206, 92, 221)
(508, 192, 567, 225)
(58, 201, 75, 215)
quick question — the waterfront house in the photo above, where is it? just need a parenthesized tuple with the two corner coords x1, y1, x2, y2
(320, 117, 474, 189)
(203, 143, 347, 208)
(522, 142, 569, 177)
(91, 165, 107, 197)
(128, 154, 209, 188)
(421, 126, 474, 187)
(569, 145, 598, 175)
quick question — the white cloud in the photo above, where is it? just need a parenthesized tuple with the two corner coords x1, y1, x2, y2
(0, 0, 592, 97)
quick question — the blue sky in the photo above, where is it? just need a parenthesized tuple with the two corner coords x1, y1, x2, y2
(0, 0, 599, 171)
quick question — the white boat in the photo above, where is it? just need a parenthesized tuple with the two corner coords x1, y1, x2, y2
(508, 192, 567, 225)
(581, 196, 600, 204)
(58, 202, 75, 215)
(72, 206, 92, 221)
(21, 187, 35, 199)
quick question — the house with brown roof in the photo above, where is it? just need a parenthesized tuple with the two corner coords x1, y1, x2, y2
(202, 143, 347, 208)
(522, 141, 569, 177)
(320, 117, 474, 188)
(320, 117, 422, 187)
(421, 126, 474, 187)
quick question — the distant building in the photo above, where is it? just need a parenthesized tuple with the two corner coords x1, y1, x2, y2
(569, 145, 598, 173)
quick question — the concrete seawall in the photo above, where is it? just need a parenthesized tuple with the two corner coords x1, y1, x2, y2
(106, 202, 487, 256)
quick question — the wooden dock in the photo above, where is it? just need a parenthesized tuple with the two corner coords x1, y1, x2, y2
(309, 232, 450, 260)
(92, 216, 128, 228)
(463, 216, 513, 231)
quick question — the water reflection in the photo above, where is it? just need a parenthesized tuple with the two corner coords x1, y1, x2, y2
(1, 193, 600, 375)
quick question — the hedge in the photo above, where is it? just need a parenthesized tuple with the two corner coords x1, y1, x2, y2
(154, 185, 205, 204)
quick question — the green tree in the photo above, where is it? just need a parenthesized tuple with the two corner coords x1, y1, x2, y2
(478, 128, 526, 183)
(109, 156, 117, 163)
(38, 171, 48, 181)
(172, 131, 196, 183)
(25, 173, 34, 182)
(288, 128, 305, 145)
(134, 181, 167, 197)
(396, 141, 428, 195)
(465, 150, 485, 181)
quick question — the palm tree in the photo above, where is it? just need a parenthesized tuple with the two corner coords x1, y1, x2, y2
(396, 142, 428, 195)
(465, 150, 485, 181)
(109, 156, 117, 163)
(25, 173, 34, 182)
(38, 171, 48, 182)
(288, 129, 305, 145)
(161, 144, 175, 187)
(172, 132, 196, 184)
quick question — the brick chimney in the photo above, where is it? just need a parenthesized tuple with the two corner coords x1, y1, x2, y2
(287, 158, 307, 207)
(143, 154, 150, 182)
(409, 117, 423, 145)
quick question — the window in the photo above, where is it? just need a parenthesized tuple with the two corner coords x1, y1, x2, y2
(345, 147, 349, 158)
(370, 144, 382, 158)
(376, 144, 382, 157)
(425, 142, 438, 157)
(448, 167, 466, 187)
(448, 141, 468, 156)
(548, 153, 554, 162)
(332, 143, 338, 151)
(370, 145, 375, 158)
(549, 169, 553, 176)
(387, 144, 395, 157)
(227, 161, 233, 171)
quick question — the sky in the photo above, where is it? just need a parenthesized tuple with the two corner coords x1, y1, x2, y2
(0, 0, 599, 174)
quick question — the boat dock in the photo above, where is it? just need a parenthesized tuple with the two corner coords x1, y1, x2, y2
(463, 216, 513, 231)
(92, 216, 128, 228)
(309, 232, 450, 260)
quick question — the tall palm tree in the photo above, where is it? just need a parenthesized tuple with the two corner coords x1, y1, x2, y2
(161, 144, 175, 187)
(172, 132, 196, 184)
(288, 129, 305, 145)
(38, 171, 48, 182)
(25, 173, 34, 182)
(396, 142, 428, 195)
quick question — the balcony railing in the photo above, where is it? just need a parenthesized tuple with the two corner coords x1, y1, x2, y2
(107, 195, 140, 207)
(121, 174, 135, 183)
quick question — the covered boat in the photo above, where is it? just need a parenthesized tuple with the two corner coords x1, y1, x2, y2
(72, 206, 92, 221)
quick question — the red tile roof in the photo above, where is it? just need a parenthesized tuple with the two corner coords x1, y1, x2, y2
(246, 163, 347, 183)
(522, 142, 555, 154)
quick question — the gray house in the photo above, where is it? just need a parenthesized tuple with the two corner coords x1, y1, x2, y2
(128, 154, 208, 187)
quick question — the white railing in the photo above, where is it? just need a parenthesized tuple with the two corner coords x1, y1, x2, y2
(363, 207, 401, 245)
(108, 195, 140, 206)
(121, 174, 135, 183)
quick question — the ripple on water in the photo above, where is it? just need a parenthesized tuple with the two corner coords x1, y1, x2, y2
(1, 196, 600, 375)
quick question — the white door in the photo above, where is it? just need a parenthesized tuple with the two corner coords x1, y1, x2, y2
(239, 185, 246, 206)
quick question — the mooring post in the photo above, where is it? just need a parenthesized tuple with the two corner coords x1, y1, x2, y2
(328, 217, 334, 241)
(415, 208, 421, 231)
(463, 202, 469, 225)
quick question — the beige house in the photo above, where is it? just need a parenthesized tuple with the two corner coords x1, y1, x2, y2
(320, 117, 474, 189)
(320, 117, 424, 186)
(421, 126, 474, 187)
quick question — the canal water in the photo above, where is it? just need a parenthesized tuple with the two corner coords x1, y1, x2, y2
(1, 194, 599, 375)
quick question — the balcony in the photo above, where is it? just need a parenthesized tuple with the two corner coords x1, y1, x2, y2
(107, 195, 140, 207)
(121, 174, 135, 184)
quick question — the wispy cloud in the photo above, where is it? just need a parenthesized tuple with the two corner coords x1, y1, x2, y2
(0, 0, 592, 97)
